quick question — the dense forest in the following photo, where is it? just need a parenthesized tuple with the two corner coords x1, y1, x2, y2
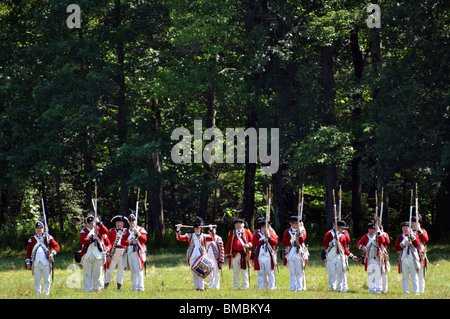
(0, 0, 448, 250)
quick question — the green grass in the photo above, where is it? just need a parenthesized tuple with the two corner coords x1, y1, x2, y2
(1, 244, 449, 299)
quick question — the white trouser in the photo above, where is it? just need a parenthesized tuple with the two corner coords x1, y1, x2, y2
(418, 265, 425, 293)
(231, 254, 249, 288)
(127, 252, 144, 291)
(81, 253, 105, 292)
(105, 248, 125, 285)
(367, 259, 382, 293)
(257, 252, 276, 290)
(381, 269, 388, 293)
(326, 253, 346, 291)
(33, 261, 51, 295)
(401, 256, 419, 294)
(208, 258, 220, 289)
(287, 252, 303, 291)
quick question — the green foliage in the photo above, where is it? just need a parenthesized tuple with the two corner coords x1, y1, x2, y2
(0, 0, 448, 249)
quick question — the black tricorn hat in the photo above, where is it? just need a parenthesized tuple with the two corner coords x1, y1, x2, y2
(401, 221, 410, 227)
(35, 220, 44, 228)
(255, 217, 266, 229)
(111, 215, 128, 223)
(86, 216, 95, 224)
(367, 220, 376, 229)
(411, 214, 422, 223)
(336, 220, 348, 228)
(289, 216, 299, 223)
(233, 218, 244, 224)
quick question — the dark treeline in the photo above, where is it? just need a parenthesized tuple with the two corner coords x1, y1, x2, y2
(0, 0, 448, 250)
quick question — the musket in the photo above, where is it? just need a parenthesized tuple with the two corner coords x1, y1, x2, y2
(379, 188, 384, 228)
(89, 181, 99, 239)
(297, 185, 304, 238)
(94, 181, 97, 231)
(408, 189, 413, 239)
(265, 186, 271, 252)
(41, 198, 53, 282)
(332, 190, 342, 255)
(415, 183, 419, 224)
(375, 190, 379, 228)
(265, 185, 278, 272)
(338, 185, 342, 220)
(90, 181, 106, 253)
(136, 188, 140, 222)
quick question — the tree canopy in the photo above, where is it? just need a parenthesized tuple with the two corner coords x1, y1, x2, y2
(0, 0, 448, 249)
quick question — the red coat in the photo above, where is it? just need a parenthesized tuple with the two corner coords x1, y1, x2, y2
(322, 229, 352, 256)
(394, 234, 420, 252)
(394, 234, 420, 273)
(252, 229, 278, 271)
(356, 232, 386, 271)
(26, 234, 60, 263)
(108, 227, 127, 250)
(122, 226, 148, 269)
(415, 228, 428, 267)
(225, 228, 253, 268)
(79, 223, 110, 258)
(282, 227, 306, 266)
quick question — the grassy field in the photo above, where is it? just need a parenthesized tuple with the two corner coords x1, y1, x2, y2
(1, 244, 449, 300)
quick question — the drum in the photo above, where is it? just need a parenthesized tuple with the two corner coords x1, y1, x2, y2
(191, 254, 215, 279)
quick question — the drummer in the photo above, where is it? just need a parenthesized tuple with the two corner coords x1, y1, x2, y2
(176, 217, 216, 290)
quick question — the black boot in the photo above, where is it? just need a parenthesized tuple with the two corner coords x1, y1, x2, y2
(117, 283, 122, 290)
(104, 282, 109, 289)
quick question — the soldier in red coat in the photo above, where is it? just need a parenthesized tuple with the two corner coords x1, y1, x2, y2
(225, 218, 253, 288)
(411, 215, 428, 293)
(206, 227, 225, 289)
(394, 221, 421, 295)
(322, 220, 359, 292)
(282, 216, 307, 291)
(357, 221, 386, 293)
(105, 215, 128, 290)
(122, 213, 148, 291)
(252, 218, 278, 290)
(26, 221, 60, 295)
(79, 214, 110, 292)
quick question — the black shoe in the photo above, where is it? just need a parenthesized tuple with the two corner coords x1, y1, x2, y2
(117, 283, 122, 290)
(104, 283, 109, 289)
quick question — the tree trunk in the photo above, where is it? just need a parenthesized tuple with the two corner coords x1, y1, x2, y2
(147, 98, 165, 238)
(350, 25, 364, 236)
(351, 157, 363, 236)
(320, 44, 337, 226)
(198, 91, 217, 219)
(56, 169, 63, 231)
(114, 0, 129, 216)
(243, 110, 257, 228)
